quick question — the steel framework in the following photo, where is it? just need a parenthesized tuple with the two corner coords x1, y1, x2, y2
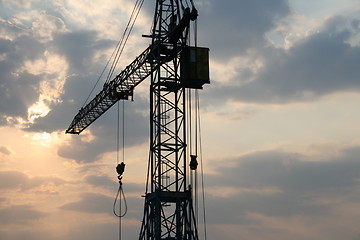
(139, 1, 201, 239)
(66, 0, 209, 239)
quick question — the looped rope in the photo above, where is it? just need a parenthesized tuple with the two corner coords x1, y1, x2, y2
(113, 178, 128, 218)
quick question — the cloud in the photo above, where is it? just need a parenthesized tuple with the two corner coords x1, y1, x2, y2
(60, 192, 114, 214)
(0, 34, 44, 123)
(0, 4, 68, 127)
(62, 221, 138, 240)
(0, 0, 118, 132)
(9, 3, 151, 154)
(85, 175, 145, 193)
(59, 192, 142, 216)
(18, 32, 116, 134)
(57, 98, 149, 163)
(0, 171, 28, 189)
(49, 24, 151, 162)
(210, 16, 360, 104)
(0, 205, 48, 224)
(211, 149, 360, 192)
(0, 146, 12, 155)
(203, 145, 360, 224)
(85, 175, 117, 189)
(52, 30, 114, 73)
(60, 191, 144, 223)
(0, 171, 67, 191)
(0, 230, 40, 240)
(200, 0, 290, 60)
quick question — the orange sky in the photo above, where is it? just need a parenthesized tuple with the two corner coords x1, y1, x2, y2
(1, 0, 360, 239)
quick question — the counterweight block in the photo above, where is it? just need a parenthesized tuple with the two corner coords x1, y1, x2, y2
(180, 46, 210, 89)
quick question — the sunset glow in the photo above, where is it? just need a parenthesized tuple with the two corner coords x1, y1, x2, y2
(1, 0, 360, 240)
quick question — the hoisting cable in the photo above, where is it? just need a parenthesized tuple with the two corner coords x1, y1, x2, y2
(186, 0, 201, 224)
(179, 0, 185, 10)
(193, 12, 208, 235)
(193, 11, 199, 216)
(113, 101, 128, 240)
(184, 0, 190, 8)
(82, 0, 145, 107)
(106, 0, 145, 84)
(81, 36, 124, 108)
(112, 4, 145, 240)
(195, 90, 199, 221)
(196, 91, 208, 240)
(81, 56, 112, 108)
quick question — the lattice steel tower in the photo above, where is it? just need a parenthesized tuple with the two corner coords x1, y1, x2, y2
(66, 0, 209, 239)
(139, 0, 209, 239)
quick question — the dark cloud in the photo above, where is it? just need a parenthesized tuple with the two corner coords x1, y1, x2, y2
(52, 30, 114, 73)
(60, 192, 114, 214)
(56, 97, 149, 163)
(0, 171, 67, 191)
(24, 72, 103, 132)
(85, 175, 117, 189)
(0, 17, 44, 124)
(0, 205, 48, 224)
(63, 221, 138, 240)
(0, 38, 12, 53)
(22, 175, 67, 191)
(211, 150, 360, 192)
(351, 18, 360, 29)
(0, 229, 40, 240)
(60, 192, 143, 218)
(0, 146, 12, 155)
(0, 171, 28, 189)
(0, 220, 138, 240)
(85, 175, 146, 194)
(0, 206, 137, 240)
(210, 16, 360, 104)
(23, 28, 117, 133)
(200, 0, 290, 60)
(0, 35, 44, 123)
(204, 146, 360, 224)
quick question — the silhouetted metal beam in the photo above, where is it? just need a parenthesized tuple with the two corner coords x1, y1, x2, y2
(66, 43, 182, 134)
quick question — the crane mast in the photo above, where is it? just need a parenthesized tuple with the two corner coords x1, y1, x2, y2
(66, 0, 209, 239)
(139, 1, 207, 239)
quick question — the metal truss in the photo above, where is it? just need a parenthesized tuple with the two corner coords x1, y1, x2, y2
(66, 44, 181, 134)
(139, 1, 199, 239)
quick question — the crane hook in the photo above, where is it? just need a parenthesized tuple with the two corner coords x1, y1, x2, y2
(116, 162, 126, 181)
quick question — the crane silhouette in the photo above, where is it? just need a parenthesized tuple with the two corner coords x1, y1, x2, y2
(66, 0, 209, 239)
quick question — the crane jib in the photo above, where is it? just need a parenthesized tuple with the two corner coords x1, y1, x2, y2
(65, 44, 183, 134)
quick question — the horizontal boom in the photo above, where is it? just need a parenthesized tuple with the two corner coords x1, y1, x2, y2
(66, 43, 181, 134)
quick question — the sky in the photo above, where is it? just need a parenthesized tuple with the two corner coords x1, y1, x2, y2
(1, 0, 360, 239)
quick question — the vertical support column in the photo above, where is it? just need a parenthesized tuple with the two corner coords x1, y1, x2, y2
(139, 0, 200, 239)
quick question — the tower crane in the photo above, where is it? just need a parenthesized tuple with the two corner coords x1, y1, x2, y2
(66, 0, 210, 239)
